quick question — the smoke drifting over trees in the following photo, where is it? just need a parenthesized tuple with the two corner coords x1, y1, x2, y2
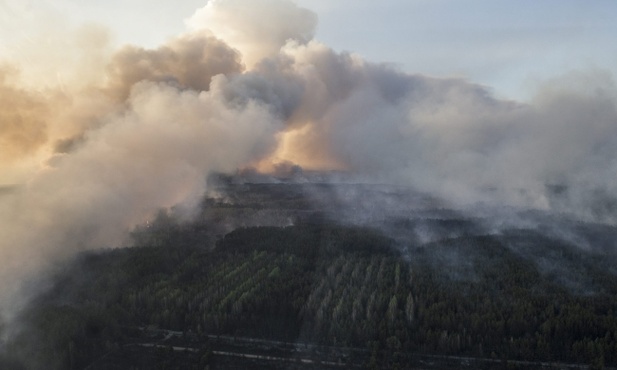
(0, 0, 617, 320)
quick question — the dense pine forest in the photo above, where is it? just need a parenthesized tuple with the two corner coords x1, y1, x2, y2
(2, 179, 617, 369)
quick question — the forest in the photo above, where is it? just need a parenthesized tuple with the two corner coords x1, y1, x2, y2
(1, 181, 617, 369)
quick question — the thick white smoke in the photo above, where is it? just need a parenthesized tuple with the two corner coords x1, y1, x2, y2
(0, 0, 299, 318)
(0, 80, 282, 313)
(253, 41, 617, 221)
(186, 0, 317, 68)
(1, 0, 617, 321)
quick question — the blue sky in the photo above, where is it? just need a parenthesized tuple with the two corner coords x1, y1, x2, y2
(298, 0, 617, 99)
(2, 0, 617, 100)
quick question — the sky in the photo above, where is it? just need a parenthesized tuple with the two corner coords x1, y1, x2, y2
(2, 0, 616, 100)
(302, 0, 617, 99)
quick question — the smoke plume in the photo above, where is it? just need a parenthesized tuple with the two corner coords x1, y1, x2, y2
(1, 0, 617, 321)
(0, 67, 48, 162)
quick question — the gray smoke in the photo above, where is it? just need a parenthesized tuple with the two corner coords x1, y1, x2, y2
(1, 0, 617, 322)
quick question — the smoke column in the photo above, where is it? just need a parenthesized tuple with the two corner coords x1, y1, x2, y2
(1, 0, 617, 320)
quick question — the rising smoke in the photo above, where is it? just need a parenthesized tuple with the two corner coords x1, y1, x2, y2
(1, 0, 617, 320)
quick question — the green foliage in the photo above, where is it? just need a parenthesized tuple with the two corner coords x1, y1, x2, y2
(6, 223, 617, 369)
